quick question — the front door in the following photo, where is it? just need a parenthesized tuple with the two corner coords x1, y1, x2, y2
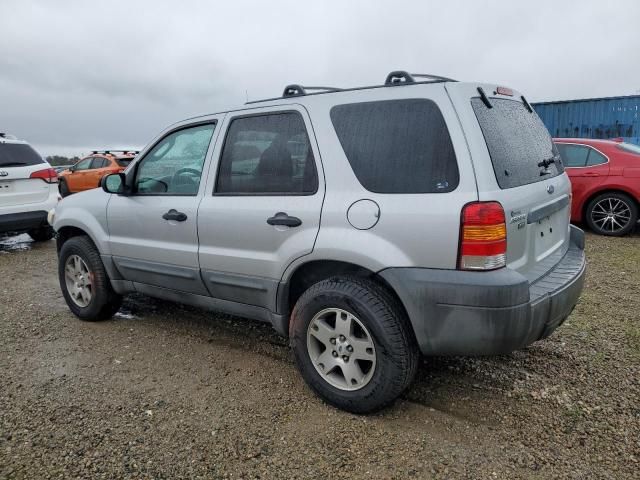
(107, 121, 218, 295)
(197, 107, 324, 311)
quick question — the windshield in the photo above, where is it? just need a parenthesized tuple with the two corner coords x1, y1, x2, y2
(0, 143, 45, 167)
(618, 142, 640, 156)
(471, 97, 563, 189)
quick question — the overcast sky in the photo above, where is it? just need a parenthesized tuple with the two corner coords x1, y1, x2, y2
(1, 0, 639, 157)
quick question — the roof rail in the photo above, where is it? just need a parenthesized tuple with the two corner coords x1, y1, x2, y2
(384, 70, 457, 85)
(246, 70, 457, 105)
(282, 84, 342, 97)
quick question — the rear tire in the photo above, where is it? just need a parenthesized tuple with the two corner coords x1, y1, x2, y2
(59, 180, 70, 198)
(27, 226, 55, 242)
(290, 276, 418, 414)
(586, 192, 637, 236)
(58, 236, 122, 321)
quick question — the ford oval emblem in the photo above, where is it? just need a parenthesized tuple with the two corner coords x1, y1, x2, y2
(0, 171, 8, 177)
(547, 185, 555, 194)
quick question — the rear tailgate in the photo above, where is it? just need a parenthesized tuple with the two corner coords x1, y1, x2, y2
(446, 83, 572, 281)
(0, 143, 51, 207)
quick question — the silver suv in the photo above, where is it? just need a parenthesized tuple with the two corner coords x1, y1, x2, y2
(52, 72, 586, 413)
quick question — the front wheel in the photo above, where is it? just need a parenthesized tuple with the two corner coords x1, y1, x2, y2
(59, 180, 71, 198)
(586, 192, 638, 236)
(290, 276, 418, 414)
(27, 226, 55, 242)
(58, 236, 122, 320)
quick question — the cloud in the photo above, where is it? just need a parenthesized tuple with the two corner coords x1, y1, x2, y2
(1, 0, 639, 156)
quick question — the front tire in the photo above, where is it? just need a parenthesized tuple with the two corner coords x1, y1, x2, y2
(586, 192, 638, 236)
(290, 276, 418, 414)
(27, 226, 55, 242)
(58, 236, 122, 321)
(59, 180, 70, 197)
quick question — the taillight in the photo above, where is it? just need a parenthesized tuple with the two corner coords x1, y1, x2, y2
(458, 202, 507, 271)
(30, 168, 58, 184)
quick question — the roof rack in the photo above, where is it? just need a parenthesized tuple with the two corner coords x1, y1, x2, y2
(282, 85, 343, 97)
(384, 71, 457, 85)
(246, 70, 457, 104)
(91, 150, 139, 155)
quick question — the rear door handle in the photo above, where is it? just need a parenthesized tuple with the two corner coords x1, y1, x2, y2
(162, 209, 188, 222)
(267, 212, 302, 227)
(583, 172, 600, 177)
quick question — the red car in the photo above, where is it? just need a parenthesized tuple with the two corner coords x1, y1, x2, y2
(554, 138, 640, 236)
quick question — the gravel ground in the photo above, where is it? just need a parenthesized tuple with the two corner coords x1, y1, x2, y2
(0, 231, 638, 479)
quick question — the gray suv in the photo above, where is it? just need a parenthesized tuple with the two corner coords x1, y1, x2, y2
(52, 72, 586, 413)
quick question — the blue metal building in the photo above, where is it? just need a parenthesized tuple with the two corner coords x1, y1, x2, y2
(532, 95, 640, 145)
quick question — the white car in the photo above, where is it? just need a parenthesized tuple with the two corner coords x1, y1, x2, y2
(0, 133, 59, 241)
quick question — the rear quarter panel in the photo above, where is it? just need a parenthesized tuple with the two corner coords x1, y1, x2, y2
(282, 83, 479, 279)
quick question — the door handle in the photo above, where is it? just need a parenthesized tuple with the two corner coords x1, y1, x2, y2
(267, 212, 302, 227)
(583, 172, 600, 177)
(162, 209, 188, 222)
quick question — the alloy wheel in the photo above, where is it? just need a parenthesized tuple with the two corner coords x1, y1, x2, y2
(306, 308, 377, 391)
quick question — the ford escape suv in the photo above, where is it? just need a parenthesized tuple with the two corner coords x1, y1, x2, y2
(0, 133, 59, 241)
(52, 72, 586, 413)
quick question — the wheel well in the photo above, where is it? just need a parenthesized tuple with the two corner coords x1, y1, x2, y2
(56, 226, 90, 252)
(283, 260, 408, 321)
(582, 189, 639, 221)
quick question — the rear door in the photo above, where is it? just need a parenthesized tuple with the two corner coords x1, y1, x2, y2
(446, 83, 572, 281)
(197, 105, 324, 310)
(0, 142, 50, 207)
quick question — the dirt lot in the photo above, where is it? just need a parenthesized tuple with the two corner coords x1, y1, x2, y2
(0, 231, 638, 479)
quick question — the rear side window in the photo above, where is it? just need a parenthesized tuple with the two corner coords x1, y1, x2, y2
(0, 143, 44, 167)
(556, 143, 589, 167)
(586, 148, 607, 166)
(330, 99, 459, 193)
(471, 98, 563, 189)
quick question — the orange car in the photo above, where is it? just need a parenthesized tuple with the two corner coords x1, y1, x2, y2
(58, 150, 137, 197)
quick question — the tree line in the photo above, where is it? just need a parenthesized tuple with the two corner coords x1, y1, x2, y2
(46, 155, 81, 167)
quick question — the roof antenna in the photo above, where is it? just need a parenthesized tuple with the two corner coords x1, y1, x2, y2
(245, 90, 248, 103)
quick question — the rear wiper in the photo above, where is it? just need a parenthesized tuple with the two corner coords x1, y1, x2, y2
(538, 156, 557, 169)
(0, 162, 27, 167)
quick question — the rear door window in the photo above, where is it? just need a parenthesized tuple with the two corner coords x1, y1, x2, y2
(0, 143, 44, 167)
(471, 98, 563, 189)
(330, 99, 459, 193)
(556, 144, 589, 167)
(215, 112, 318, 195)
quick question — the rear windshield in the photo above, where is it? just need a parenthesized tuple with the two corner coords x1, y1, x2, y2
(618, 143, 640, 156)
(330, 99, 459, 193)
(116, 158, 133, 167)
(0, 143, 45, 167)
(471, 98, 563, 189)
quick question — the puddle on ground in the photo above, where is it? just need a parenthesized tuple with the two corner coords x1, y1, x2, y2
(0, 233, 33, 253)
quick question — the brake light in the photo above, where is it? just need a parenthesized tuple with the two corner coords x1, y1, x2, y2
(458, 202, 507, 271)
(30, 168, 58, 184)
(495, 86, 514, 96)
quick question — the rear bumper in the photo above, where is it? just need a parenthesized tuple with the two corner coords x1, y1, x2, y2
(0, 210, 50, 234)
(379, 226, 586, 356)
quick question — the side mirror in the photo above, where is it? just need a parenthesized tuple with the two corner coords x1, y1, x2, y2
(101, 173, 128, 195)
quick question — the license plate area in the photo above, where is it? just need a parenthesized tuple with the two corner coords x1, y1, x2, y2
(534, 214, 564, 260)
